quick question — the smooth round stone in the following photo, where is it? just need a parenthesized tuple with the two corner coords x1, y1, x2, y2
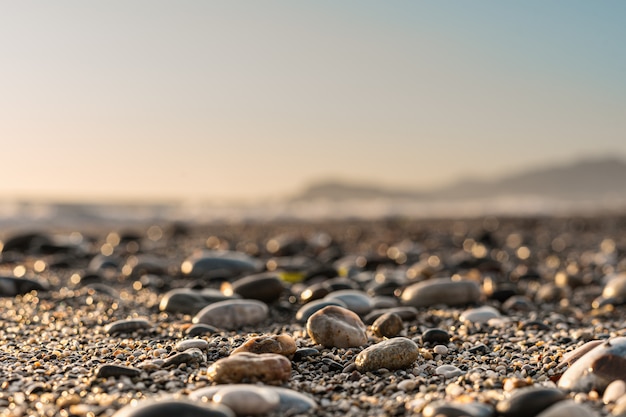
(1, 232, 52, 253)
(364, 306, 418, 325)
(181, 251, 262, 279)
(193, 299, 268, 330)
(422, 400, 495, 417)
(105, 318, 152, 335)
(434, 345, 449, 355)
(422, 328, 451, 345)
(212, 385, 280, 416)
(355, 337, 419, 372)
(535, 400, 595, 417)
(176, 339, 209, 352)
(0, 276, 48, 296)
(435, 365, 464, 378)
(190, 385, 317, 414)
(604, 380, 626, 404)
(299, 282, 331, 304)
(222, 273, 284, 303)
(186, 323, 221, 337)
(306, 305, 367, 348)
(231, 333, 297, 358)
(371, 312, 404, 338)
(401, 278, 481, 308)
(95, 364, 140, 378)
(558, 340, 603, 368)
(292, 348, 320, 362)
(111, 398, 235, 417)
(295, 299, 348, 323)
(459, 305, 501, 324)
(159, 288, 239, 315)
(324, 289, 374, 315)
(207, 352, 291, 384)
(496, 387, 566, 417)
(559, 337, 626, 392)
(602, 274, 626, 299)
(369, 295, 399, 310)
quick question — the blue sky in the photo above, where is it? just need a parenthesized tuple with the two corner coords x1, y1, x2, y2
(1, 1, 625, 201)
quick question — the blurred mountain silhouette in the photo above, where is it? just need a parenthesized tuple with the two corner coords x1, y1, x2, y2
(292, 156, 626, 201)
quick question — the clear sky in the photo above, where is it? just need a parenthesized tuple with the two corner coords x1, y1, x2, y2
(2, 1, 625, 202)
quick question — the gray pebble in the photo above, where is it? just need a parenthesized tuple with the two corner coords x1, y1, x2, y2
(401, 278, 481, 308)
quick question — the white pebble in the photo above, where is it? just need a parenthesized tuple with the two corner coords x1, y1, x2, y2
(397, 379, 416, 391)
(433, 345, 448, 355)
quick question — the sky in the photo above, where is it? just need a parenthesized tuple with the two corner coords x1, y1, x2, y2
(1, 1, 625, 202)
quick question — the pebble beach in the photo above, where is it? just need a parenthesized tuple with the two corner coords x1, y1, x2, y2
(2, 215, 626, 417)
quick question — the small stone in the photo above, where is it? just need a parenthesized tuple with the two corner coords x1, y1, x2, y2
(105, 318, 152, 335)
(324, 289, 374, 315)
(111, 399, 235, 417)
(422, 328, 451, 345)
(163, 348, 206, 367)
(0, 276, 48, 296)
(364, 306, 418, 324)
(459, 305, 500, 324)
(212, 385, 280, 416)
(222, 273, 285, 303)
(306, 305, 367, 348)
(371, 312, 403, 338)
(496, 387, 566, 417)
(604, 380, 626, 404)
(401, 278, 481, 308)
(231, 334, 297, 358)
(293, 348, 320, 362)
(207, 352, 291, 384)
(176, 339, 209, 352)
(295, 299, 348, 323)
(181, 250, 261, 279)
(535, 400, 596, 417)
(355, 337, 419, 372)
(435, 365, 464, 379)
(397, 379, 416, 391)
(95, 364, 140, 378)
(422, 401, 494, 417)
(193, 299, 268, 330)
(159, 288, 238, 314)
(433, 345, 448, 355)
(186, 323, 221, 336)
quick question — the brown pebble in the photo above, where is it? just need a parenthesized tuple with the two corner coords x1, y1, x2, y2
(207, 352, 292, 384)
(371, 312, 403, 338)
(231, 334, 297, 358)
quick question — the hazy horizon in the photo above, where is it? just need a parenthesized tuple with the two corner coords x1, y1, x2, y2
(3, 2, 625, 203)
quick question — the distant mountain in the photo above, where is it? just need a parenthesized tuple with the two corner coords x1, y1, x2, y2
(292, 157, 626, 201)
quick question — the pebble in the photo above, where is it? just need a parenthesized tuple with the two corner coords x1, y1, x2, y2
(371, 312, 404, 338)
(159, 288, 238, 314)
(535, 400, 596, 417)
(180, 250, 262, 279)
(306, 305, 367, 348)
(111, 398, 235, 417)
(364, 306, 418, 324)
(231, 333, 297, 358)
(207, 352, 292, 384)
(223, 273, 285, 303)
(95, 364, 140, 378)
(422, 400, 495, 417)
(324, 289, 374, 315)
(559, 337, 626, 392)
(186, 323, 221, 336)
(435, 365, 464, 379)
(175, 339, 209, 352)
(459, 305, 501, 324)
(293, 347, 320, 361)
(422, 328, 451, 345)
(163, 348, 205, 367)
(604, 380, 626, 404)
(355, 337, 419, 372)
(496, 387, 566, 417)
(295, 299, 348, 323)
(212, 385, 280, 415)
(193, 299, 268, 330)
(433, 345, 448, 355)
(0, 276, 48, 296)
(105, 318, 152, 335)
(401, 278, 482, 308)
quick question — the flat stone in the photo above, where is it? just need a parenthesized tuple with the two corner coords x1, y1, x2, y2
(422, 328, 451, 345)
(306, 305, 367, 348)
(231, 333, 296, 358)
(207, 352, 291, 384)
(181, 250, 261, 280)
(355, 337, 419, 372)
(212, 385, 280, 416)
(435, 365, 464, 379)
(111, 398, 235, 417)
(163, 348, 205, 367)
(401, 278, 481, 308)
(559, 337, 626, 392)
(496, 387, 566, 417)
(324, 289, 374, 315)
(193, 299, 268, 330)
(535, 400, 596, 417)
(186, 323, 221, 336)
(460, 305, 501, 324)
(371, 312, 404, 338)
(295, 299, 348, 323)
(422, 400, 495, 417)
(364, 306, 418, 324)
(0, 276, 48, 296)
(223, 273, 285, 303)
(159, 288, 239, 314)
(95, 364, 140, 378)
(176, 339, 209, 352)
(105, 318, 152, 335)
